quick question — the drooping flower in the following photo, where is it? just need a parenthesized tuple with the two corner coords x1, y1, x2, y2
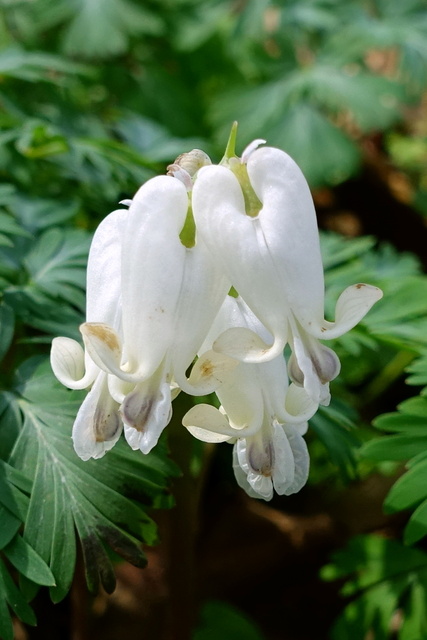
(183, 296, 318, 500)
(80, 174, 233, 455)
(50, 207, 126, 459)
(192, 141, 383, 404)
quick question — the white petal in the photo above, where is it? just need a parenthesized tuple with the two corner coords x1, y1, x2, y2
(121, 378, 172, 454)
(181, 349, 238, 395)
(283, 383, 318, 426)
(120, 175, 188, 379)
(171, 238, 230, 389)
(193, 165, 289, 353)
(232, 444, 266, 500)
(186, 426, 231, 444)
(86, 208, 126, 326)
(50, 337, 98, 390)
(281, 424, 310, 495)
(213, 326, 286, 364)
(182, 404, 261, 439)
(288, 319, 339, 405)
(309, 284, 383, 339)
(247, 471, 274, 501)
(72, 372, 122, 460)
(267, 424, 295, 494)
(234, 439, 274, 501)
(241, 139, 266, 163)
(79, 322, 129, 378)
(247, 147, 326, 329)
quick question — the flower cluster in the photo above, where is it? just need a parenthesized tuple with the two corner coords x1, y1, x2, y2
(51, 128, 382, 501)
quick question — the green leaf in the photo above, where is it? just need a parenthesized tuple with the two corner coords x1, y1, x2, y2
(3, 535, 55, 586)
(309, 399, 360, 481)
(24, 226, 90, 307)
(7, 195, 80, 233)
(7, 358, 178, 600)
(322, 535, 427, 640)
(0, 458, 30, 522)
(0, 559, 36, 626)
(62, 0, 163, 58)
(361, 433, 427, 461)
(0, 303, 14, 363)
(0, 505, 20, 550)
(0, 45, 88, 82)
(400, 579, 427, 640)
(269, 103, 361, 186)
(373, 413, 427, 434)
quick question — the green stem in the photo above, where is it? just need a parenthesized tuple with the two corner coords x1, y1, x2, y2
(220, 121, 238, 163)
(362, 349, 417, 404)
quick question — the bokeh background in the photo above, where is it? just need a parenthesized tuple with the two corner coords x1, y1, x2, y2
(1, 1, 427, 639)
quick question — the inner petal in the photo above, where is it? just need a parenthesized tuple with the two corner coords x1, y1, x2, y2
(121, 371, 172, 454)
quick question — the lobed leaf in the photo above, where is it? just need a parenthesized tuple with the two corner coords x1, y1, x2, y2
(7, 358, 179, 598)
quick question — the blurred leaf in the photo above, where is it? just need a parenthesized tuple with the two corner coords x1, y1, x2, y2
(62, 0, 163, 58)
(115, 114, 210, 163)
(0, 558, 36, 639)
(193, 600, 266, 640)
(310, 399, 360, 481)
(24, 227, 90, 307)
(0, 46, 88, 82)
(0, 304, 14, 363)
(361, 361, 427, 544)
(7, 195, 80, 233)
(322, 535, 427, 640)
(269, 103, 361, 186)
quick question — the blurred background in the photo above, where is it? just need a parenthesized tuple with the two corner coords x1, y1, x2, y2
(1, 1, 427, 639)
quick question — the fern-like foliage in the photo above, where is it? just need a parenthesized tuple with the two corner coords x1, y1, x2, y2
(322, 535, 427, 640)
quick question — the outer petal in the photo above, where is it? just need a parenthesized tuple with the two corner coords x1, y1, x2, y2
(193, 165, 288, 361)
(247, 147, 325, 330)
(86, 208, 126, 325)
(52, 208, 125, 390)
(72, 372, 122, 461)
(120, 176, 188, 379)
(307, 283, 383, 339)
(182, 404, 262, 439)
(50, 337, 98, 390)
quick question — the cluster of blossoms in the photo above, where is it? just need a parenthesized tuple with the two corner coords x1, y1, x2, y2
(51, 128, 382, 501)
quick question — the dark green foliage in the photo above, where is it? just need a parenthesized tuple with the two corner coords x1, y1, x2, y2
(0, 0, 426, 637)
(322, 535, 427, 640)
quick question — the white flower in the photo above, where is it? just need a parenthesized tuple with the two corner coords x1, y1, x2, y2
(50, 207, 126, 459)
(183, 296, 317, 500)
(79, 175, 232, 454)
(192, 145, 383, 404)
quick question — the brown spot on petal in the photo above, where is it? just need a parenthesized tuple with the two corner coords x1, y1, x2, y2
(355, 283, 366, 289)
(320, 327, 326, 333)
(311, 346, 340, 384)
(94, 408, 121, 442)
(249, 441, 275, 477)
(83, 323, 120, 352)
(200, 360, 214, 378)
(121, 392, 154, 433)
